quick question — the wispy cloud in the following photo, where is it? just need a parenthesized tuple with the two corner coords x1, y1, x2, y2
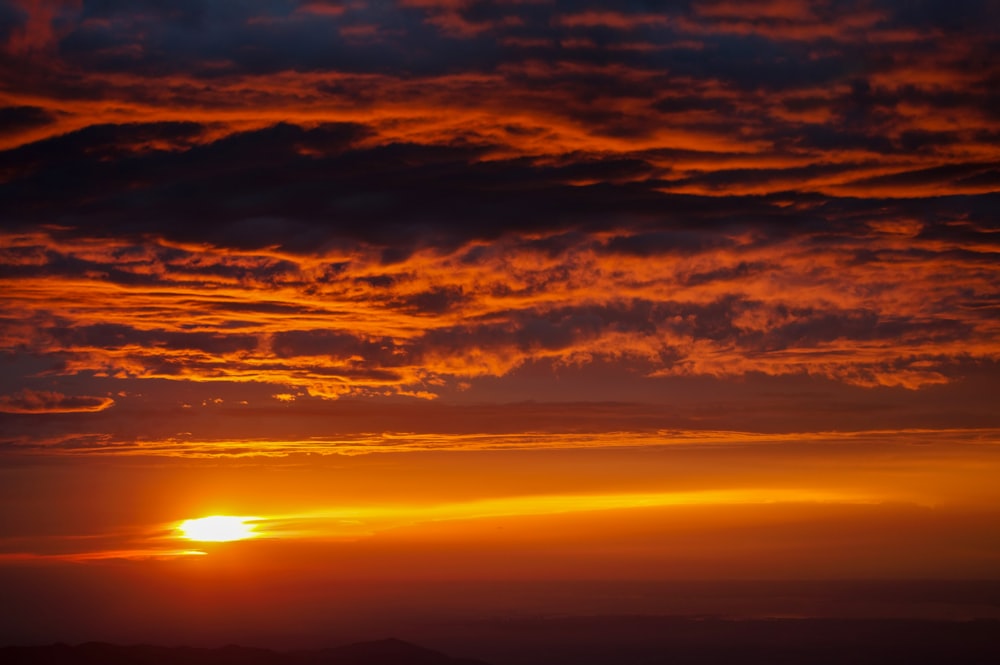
(0, 389, 114, 414)
(7, 427, 998, 458)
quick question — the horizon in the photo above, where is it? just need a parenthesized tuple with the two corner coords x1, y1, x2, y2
(5, 577, 1000, 649)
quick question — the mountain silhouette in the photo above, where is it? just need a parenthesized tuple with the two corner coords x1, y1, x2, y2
(5, 621, 1000, 665)
(0, 638, 493, 665)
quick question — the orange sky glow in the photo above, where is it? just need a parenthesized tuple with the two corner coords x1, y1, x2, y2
(0, 0, 998, 650)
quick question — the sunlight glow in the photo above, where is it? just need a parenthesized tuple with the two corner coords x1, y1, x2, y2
(178, 515, 259, 542)
(258, 488, 888, 540)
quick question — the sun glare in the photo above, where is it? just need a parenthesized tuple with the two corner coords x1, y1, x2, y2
(178, 516, 258, 542)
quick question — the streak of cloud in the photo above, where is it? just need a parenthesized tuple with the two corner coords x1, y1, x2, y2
(0, 389, 114, 414)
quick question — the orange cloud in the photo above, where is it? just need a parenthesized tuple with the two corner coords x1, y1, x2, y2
(11, 427, 999, 459)
(1, 216, 997, 400)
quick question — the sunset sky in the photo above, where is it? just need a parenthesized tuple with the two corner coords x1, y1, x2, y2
(1, 0, 999, 648)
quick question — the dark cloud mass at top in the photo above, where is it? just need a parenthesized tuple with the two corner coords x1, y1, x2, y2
(0, 0, 998, 453)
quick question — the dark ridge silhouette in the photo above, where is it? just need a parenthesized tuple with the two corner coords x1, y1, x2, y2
(451, 616, 1000, 665)
(4, 621, 1000, 665)
(0, 638, 493, 665)
(311, 638, 491, 665)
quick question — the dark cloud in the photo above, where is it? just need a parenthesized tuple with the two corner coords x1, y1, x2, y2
(395, 286, 469, 315)
(881, 0, 1000, 32)
(271, 330, 406, 367)
(0, 105, 55, 136)
(0, 0, 971, 94)
(2, 120, 808, 253)
(749, 309, 972, 352)
(0, 121, 207, 185)
(683, 261, 769, 286)
(49, 324, 259, 355)
(602, 230, 736, 257)
(0, 389, 114, 414)
(12, 133, 955, 262)
(845, 162, 1000, 190)
(0, 1, 25, 41)
(53, 0, 509, 77)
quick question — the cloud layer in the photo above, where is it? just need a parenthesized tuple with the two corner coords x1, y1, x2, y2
(0, 0, 998, 452)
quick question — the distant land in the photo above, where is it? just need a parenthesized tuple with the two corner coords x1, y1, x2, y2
(0, 638, 491, 665)
(436, 616, 1000, 665)
(5, 619, 1000, 665)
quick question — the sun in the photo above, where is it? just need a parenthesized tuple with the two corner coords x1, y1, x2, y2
(178, 515, 259, 542)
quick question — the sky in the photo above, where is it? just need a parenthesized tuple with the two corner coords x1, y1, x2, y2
(1, 0, 999, 648)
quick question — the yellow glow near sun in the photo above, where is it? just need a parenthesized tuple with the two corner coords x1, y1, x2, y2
(178, 515, 259, 542)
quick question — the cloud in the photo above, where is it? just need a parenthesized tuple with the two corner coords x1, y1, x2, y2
(0, 105, 56, 136)
(0, 0, 996, 440)
(0, 389, 115, 414)
(0, 200, 997, 402)
(6, 426, 1000, 458)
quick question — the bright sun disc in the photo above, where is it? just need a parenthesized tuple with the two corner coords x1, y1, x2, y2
(178, 516, 258, 542)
